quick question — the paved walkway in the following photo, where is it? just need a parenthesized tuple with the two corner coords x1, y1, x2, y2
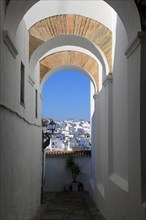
(32, 192, 105, 220)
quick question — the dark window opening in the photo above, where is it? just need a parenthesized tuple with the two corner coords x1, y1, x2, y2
(35, 89, 38, 118)
(20, 62, 25, 106)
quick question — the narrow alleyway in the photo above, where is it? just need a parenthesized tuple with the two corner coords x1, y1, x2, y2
(32, 192, 105, 220)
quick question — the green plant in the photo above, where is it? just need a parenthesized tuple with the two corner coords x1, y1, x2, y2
(66, 156, 81, 183)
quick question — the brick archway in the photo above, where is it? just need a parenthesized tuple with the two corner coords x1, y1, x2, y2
(29, 14, 112, 72)
(40, 50, 99, 90)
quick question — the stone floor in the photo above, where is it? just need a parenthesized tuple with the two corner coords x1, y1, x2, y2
(32, 191, 105, 220)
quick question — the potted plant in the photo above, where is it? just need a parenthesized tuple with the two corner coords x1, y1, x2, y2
(66, 156, 81, 191)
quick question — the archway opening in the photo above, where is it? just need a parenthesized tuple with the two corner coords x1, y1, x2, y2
(42, 69, 90, 121)
(42, 69, 93, 193)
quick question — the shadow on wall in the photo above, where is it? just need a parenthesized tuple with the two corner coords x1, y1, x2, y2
(44, 155, 91, 192)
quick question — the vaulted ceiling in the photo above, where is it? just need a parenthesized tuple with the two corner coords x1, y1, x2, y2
(40, 51, 99, 89)
(29, 14, 112, 73)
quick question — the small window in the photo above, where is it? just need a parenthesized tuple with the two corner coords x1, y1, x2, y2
(5, 0, 10, 11)
(20, 62, 25, 106)
(35, 89, 38, 118)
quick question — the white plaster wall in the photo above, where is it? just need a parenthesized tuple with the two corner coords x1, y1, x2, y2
(16, 20, 41, 125)
(0, 108, 42, 220)
(92, 17, 130, 219)
(24, 1, 114, 31)
(44, 156, 91, 192)
(1, 18, 41, 126)
(5, 0, 141, 42)
(0, 2, 42, 219)
(105, 17, 129, 219)
(89, 83, 96, 198)
(90, 82, 95, 122)
(112, 16, 128, 182)
(93, 88, 109, 216)
(104, 29, 145, 219)
(92, 14, 145, 220)
(125, 38, 145, 220)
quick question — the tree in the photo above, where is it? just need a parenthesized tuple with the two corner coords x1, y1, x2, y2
(66, 156, 81, 183)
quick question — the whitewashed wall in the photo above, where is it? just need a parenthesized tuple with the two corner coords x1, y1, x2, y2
(92, 15, 128, 219)
(0, 1, 42, 220)
(92, 15, 145, 220)
(44, 156, 91, 192)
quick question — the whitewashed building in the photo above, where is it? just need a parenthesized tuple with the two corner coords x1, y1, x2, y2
(48, 138, 65, 151)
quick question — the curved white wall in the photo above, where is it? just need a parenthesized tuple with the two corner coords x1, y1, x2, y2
(24, 1, 114, 31)
(5, 0, 141, 42)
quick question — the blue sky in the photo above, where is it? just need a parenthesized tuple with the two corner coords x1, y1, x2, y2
(42, 70, 90, 121)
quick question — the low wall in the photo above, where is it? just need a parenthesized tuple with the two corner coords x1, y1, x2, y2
(44, 152, 91, 192)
